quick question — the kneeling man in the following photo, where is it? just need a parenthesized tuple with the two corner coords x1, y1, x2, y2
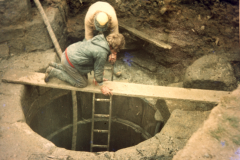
(44, 33, 125, 96)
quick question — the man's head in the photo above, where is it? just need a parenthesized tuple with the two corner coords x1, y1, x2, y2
(106, 33, 125, 52)
(94, 12, 109, 32)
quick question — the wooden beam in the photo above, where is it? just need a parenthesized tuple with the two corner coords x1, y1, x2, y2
(119, 23, 172, 49)
(2, 70, 231, 103)
(71, 90, 77, 151)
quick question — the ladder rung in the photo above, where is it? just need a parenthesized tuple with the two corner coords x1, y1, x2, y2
(104, 67, 111, 70)
(95, 98, 110, 102)
(94, 129, 109, 133)
(94, 114, 109, 118)
(92, 144, 108, 148)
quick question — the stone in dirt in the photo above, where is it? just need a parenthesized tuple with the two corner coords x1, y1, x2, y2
(0, 42, 9, 58)
(0, 25, 25, 43)
(24, 7, 65, 52)
(130, 51, 158, 72)
(0, 0, 30, 26)
(0, 7, 65, 55)
(183, 54, 237, 91)
(231, 61, 240, 81)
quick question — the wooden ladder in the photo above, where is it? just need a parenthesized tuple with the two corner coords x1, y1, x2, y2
(90, 93, 113, 152)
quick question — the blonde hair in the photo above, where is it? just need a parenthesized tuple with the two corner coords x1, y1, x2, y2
(106, 33, 125, 52)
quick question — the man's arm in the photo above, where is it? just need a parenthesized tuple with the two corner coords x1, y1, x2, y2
(94, 56, 105, 85)
(85, 12, 94, 40)
(110, 24, 118, 34)
(109, 19, 119, 35)
(85, 21, 94, 40)
(110, 4, 119, 34)
(94, 54, 113, 96)
(109, 15, 119, 63)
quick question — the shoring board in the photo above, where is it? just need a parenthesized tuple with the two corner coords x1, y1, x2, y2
(119, 23, 172, 49)
(2, 70, 231, 103)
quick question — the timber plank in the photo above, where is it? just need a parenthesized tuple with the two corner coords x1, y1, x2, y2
(2, 70, 231, 103)
(119, 23, 172, 49)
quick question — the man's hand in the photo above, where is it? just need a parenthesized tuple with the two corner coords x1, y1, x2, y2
(100, 86, 113, 96)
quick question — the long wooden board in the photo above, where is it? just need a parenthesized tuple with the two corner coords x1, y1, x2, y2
(2, 70, 231, 103)
(119, 23, 172, 50)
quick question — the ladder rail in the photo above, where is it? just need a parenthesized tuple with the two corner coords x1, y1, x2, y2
(107, 95, 113, 151)
(90, 93, 95, 152)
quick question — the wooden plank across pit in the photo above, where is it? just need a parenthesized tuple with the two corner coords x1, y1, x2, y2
(2, 70, 231, 103)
